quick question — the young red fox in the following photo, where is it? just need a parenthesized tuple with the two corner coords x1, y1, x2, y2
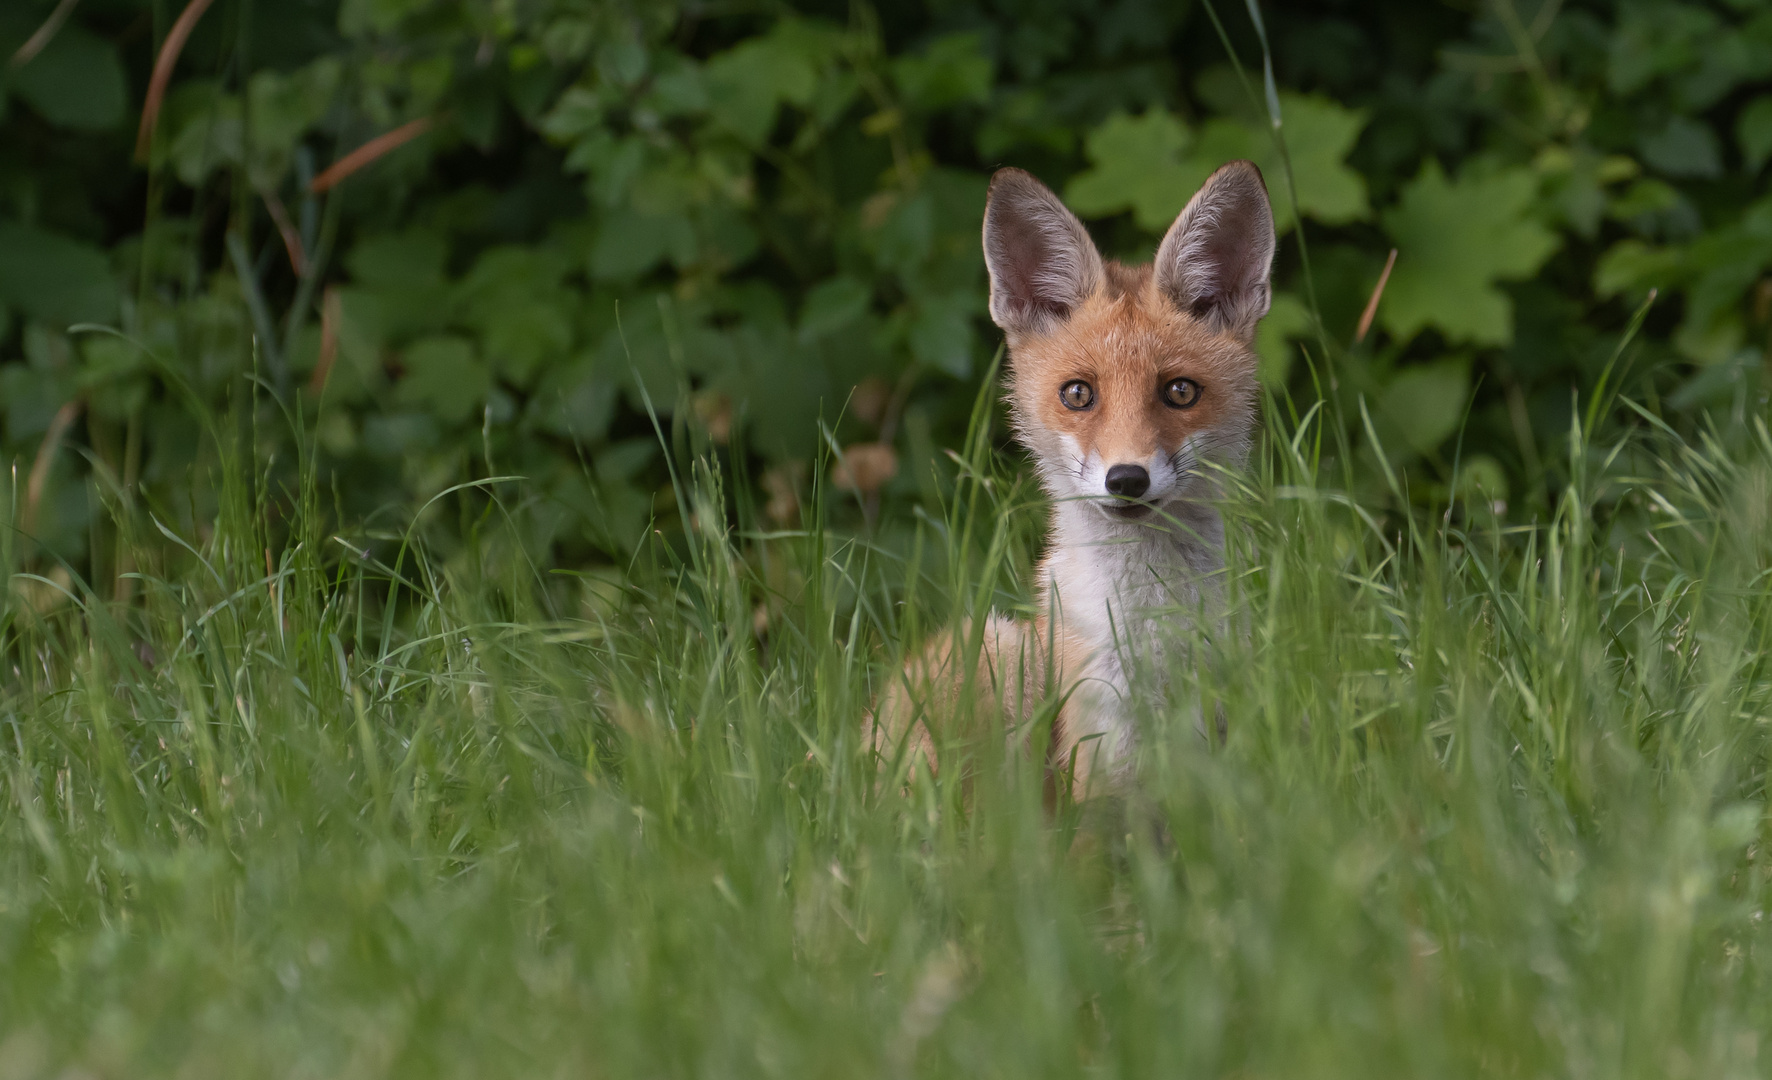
(871, 160, 1276, 797)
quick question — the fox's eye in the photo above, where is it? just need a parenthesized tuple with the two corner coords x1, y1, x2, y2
(1162, 378, 1202, 409)
(1059, 381, 1095, 411)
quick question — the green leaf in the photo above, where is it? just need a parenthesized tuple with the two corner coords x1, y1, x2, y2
(1604, 177, 1689, 246)
(10, 23, 126, 132)
(337, 0, 439, 35)
(162, 81, 238, 187)
(977, 88, 1076, 160)
(1254, 94, 1370, 229)
(478, 299, 573, 388)
(1379, 360, 1470, 455)
(591, 212, 695, 281)
(596, 297, 678, 413)
(583, 439, 657, 548)
(595, 38, 648, 90)
(647, 56, 710, 118)
(349, 231, 448, 287)
(1672, 314, 1744, 367)
(892, 33, 993, 113)
(1453, 454, 1508, 506)
(1066, 95, 1367, 235)
(163, 60, 342, 188)
(1254, 292, 1312, 386)
(1379, 162, 1560, 346)
(799, 277, 873, 342)
(1738, 96, 1772, 172)
(692, 204, 761, 273)
(1532, 146, 1638, 239)
(244, 60, 343, 188)
(907, 292, 976, 379)
(0, 220, 119, 326)
(361, 413, 440, 460)
(868, 191, 936, 276)
(1607, 4, 1718, 95)
(542, 86, 604, 144)
(703, 21, 826, 145)
(397, 336, 491, 424)
(1064, 110, 1200, 231)
(455, 247, 575, 384)
(1676, 197, 1772, 359)
(1593, 239, 1685, 300)
(1639, 116, 1721, 179)
(343, 231, 453, 342)
(0, 361, 73, 440)
(80, 336, 149, 420)
(594, 439, 657, 484)
(532, 353, 617, 443)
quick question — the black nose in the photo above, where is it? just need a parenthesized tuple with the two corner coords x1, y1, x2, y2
(1104, 464, 1150, 499)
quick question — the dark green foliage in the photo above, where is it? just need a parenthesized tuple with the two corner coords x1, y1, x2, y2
(0, 0, 1768, 562)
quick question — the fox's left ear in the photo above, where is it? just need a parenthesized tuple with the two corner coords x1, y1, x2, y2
(1153, 160, 1276, 342)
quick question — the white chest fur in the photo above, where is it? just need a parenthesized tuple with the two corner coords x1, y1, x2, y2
(1036, 500, 1225, 773)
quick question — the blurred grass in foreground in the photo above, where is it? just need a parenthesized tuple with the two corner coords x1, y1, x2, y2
(1, 374, 1771, 1079)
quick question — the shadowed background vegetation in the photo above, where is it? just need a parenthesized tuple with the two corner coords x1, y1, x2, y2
(3, 1, 1772, 1076)
(2, 0, 1770, 569)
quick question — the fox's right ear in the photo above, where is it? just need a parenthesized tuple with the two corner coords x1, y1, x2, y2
(983, 168, 1104, 336)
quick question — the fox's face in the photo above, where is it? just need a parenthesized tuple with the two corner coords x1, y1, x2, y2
(983, 163, 1275, 524)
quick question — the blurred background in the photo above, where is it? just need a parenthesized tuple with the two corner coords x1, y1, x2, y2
(0, 0, 1766, 577)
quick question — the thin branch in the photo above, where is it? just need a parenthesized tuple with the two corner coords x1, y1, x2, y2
(1527, 0, 1565, 42)
(25, 400, 83, 536)
(1490, 0, 1565, 129)
(260, 189, 306, 275)
(1355, 249, 1398, 344)
(309, 118, 435, 194)
(9, 0, 83, 69)
(135, 0, 219, 161)
(310, 287, 341, 393)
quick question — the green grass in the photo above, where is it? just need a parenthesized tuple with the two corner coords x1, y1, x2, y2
(2, 382, 1772, 1079)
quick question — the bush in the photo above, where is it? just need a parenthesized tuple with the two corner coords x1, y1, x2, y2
(0, 0, 1768, 569)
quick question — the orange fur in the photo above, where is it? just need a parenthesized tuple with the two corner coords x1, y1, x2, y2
(1005, 263, 1261, 494)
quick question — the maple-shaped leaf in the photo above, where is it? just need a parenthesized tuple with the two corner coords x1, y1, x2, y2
(1667, 194, 1772, 363)
(1593, 239, 1686, 300)
(704, 20, 833, 145)
(1262, 95, 1369, 228)
(1190, 94, 1368, 233)
(1065, 95, 1367, 235)
(1064, 110, 1200, 231)
(1380, 162, 1560, 346)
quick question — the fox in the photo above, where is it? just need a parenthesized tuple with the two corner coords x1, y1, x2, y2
(870, 159, 1276, 799)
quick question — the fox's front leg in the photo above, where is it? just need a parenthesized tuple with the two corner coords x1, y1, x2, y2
(867, 615, 1048, 786)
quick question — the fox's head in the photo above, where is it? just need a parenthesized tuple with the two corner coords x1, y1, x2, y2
(983, 161, 1275, 525)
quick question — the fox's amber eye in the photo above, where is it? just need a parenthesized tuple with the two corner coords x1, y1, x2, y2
(1162, 378, 1202, 409)
(1059, 381, 1095, 410)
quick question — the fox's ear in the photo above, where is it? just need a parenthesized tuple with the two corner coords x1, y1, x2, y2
(983, 168, 1104, 336)
(1153, 160, 1276, 341)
